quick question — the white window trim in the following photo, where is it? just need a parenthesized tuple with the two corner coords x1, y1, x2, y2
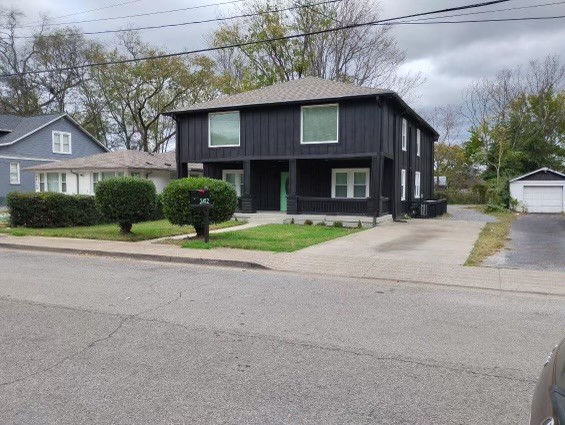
(401, 169, 407, 201)
(416, 128, 421, 157)
(222, 169, 244, 197)
(52, 131, 72, 154)
(9, 162, 20, 185)
(208, 111, 241, 148)
(415, 171, 421, 199)
(301, 104, 339, 145)
(331, 168, 370, 199)
(39, 172, 66, 193)
(401, 119, 407, 152)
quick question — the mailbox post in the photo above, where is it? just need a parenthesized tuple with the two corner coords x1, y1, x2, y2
(189, 189, 213, 243)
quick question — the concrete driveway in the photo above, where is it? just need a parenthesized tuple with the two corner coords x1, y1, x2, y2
(300, 218, 485, 265)
(484, 214, 565, 271)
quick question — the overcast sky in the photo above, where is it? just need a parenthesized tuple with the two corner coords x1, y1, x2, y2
(6, 0, 565, 115)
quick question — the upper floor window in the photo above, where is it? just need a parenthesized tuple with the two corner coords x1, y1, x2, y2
(209, 111, 240, 147)
(9, 162, 20, 185)
(331, 168, 369, 199)
(301, 104, 339, 144)
(401, 119, 407, 151)
(416, 129, 421, 157)
(53, 131, 72, 154)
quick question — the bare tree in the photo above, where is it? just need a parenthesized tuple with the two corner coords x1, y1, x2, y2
(211, 0, 423, 97)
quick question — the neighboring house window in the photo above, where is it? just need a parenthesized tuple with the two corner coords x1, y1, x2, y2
(209, 111, 240, 147)
(38, 173, 66, 193)
(52, 131, 72, 154)
(92, 172, 122, 192)
(415, 171, 421, 199)
(222, 170, 244, 197)
(401, 169, 406, 201)
(131, 172, 141, 178)
(331, 168, 369, 198)
(416, 129, 421, 157)
(9, 162, 20, 185)
(92, 173, 99, 192)
(301, 104, 339, 144)
(401, 119, 407, 151)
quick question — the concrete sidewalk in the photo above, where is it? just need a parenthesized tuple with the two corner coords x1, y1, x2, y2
(1, 232, 564, 296)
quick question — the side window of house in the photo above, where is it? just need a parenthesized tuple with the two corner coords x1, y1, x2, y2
(401, 119, 407, 152)
(416, 128, 421, 157)
(222, 170, 244, 197)
(301, 104, 339, 144)
(52, 131, 72, 154)
(331, 169, 369, 198)
(209, 112, 240, 147)
(401, 169, 406, 201)
(131, 172, 141, 178)
(415, 171, 421, 199)
(9, 162, 20, 185)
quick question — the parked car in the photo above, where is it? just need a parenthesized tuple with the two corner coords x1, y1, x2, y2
(530, 338, 565, 424)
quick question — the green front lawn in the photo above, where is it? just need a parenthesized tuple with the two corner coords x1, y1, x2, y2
(0, 219, 243, 242)
(182, 223, 362, 252)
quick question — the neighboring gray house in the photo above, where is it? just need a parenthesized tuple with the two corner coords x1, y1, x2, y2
(25, 150, 202, 194)
(0, 113, 108, 205)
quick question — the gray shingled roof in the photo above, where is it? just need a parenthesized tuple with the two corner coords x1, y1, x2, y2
(24, 150, 202, 172)
(0, 113, 64, 145)
(168, 77, 392, 113)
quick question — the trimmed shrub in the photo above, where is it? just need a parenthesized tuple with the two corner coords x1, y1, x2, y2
(161, 177, 237, 236)
(7, 192, 103, 228)
(96, 177, 157, 233)
(332, 221, 344, 228)
(303, 219, 313, 226)
(150, 193, 165, 220)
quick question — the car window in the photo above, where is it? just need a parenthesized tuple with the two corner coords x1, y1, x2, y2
(557, 342, 565, 389)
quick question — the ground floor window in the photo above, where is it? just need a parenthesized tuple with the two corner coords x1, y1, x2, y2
(222, 169, 244, 197)
(401, 169, 406, 201)
(9, 162, 20, 185)
(131, 172, 141, 178)
(331, 168, 369, 198)
(415, 171, 421, 199)
(38, 172, 66, 193)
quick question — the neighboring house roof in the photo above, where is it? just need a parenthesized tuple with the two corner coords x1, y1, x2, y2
(0, 112, 109, 151)
(166, 77, 438, 138)
(24, 150, 202, 172)
(510, 167, 565, 182)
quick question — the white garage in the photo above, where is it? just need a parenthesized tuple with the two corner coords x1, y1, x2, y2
(510, 168, 565, 213)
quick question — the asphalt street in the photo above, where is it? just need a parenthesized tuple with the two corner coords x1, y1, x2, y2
(1, 249, 564, 424)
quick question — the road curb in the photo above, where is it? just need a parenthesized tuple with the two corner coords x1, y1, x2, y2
(0, 242, 270, 270)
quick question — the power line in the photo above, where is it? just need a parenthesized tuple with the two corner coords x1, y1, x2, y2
(13, 0, 342, 39)
(396, 0, 565, 23)
(18, 0, 245, 29)
(392, 15, 565, 25)
(23, 1, 143, 26)
(0, 0, 525, 78)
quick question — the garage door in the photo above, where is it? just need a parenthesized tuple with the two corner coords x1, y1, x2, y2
(523, 186, 563, 213)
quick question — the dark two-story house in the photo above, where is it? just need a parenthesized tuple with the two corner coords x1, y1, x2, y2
(167, 77, 438, 218)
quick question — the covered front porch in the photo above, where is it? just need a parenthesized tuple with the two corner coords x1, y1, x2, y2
(203, 157, 394, 217)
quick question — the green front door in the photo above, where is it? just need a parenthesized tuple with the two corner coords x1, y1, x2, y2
(280, 172, 289, 212)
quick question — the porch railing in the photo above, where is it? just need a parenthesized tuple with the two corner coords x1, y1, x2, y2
(297, 197, 368, 215)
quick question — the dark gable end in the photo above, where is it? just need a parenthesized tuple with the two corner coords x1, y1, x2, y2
(518, 169, 565, 181)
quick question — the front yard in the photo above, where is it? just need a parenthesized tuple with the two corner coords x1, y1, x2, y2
(0, 219, 243, 242)
(181, 223, 362, 252)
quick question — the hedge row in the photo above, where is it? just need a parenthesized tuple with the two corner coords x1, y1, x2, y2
(6, 192, 104, 228)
